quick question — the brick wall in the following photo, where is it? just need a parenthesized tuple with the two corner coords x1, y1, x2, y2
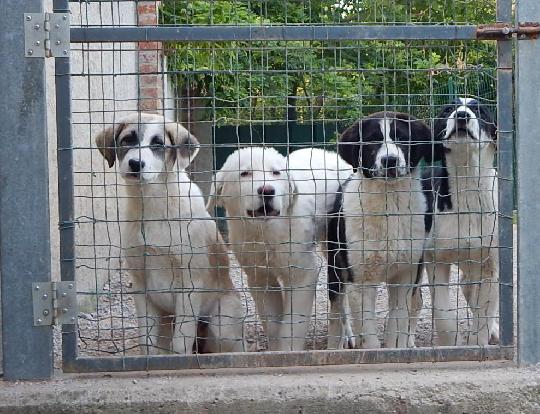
(137, 1, 162, 112)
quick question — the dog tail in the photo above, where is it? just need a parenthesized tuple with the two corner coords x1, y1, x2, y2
(327, 182, 353, 302)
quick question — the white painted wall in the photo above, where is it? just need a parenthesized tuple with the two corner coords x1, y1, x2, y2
(47, 1, 139, 311)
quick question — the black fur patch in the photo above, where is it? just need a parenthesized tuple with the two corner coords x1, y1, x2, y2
(178, 135, 199, 159)
(338, 111, 445, 178)
(421, 165, 453, 229)
(326, 181, 353, 302)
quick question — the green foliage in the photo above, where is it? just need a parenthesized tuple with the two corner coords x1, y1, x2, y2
(161, 1, 497, 125)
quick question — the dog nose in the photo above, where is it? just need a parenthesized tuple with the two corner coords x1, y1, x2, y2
(381, 156, 398, 170)
(257, 185, 275, 197)
(455, 111, 470, 120)
(128, 159, 145, 172)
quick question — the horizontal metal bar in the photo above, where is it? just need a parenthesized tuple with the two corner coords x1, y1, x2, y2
(70, 25, 479, 43)
(64, 346, 513, 373)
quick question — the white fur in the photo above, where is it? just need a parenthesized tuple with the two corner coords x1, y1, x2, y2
(374, 119, 407, 176)
(342, 172, 425, 348)
(96, 113, 246, 354)
(208, 147, 352, 351)
(444, 106, 481, 141)
(425, 109, 499, 346)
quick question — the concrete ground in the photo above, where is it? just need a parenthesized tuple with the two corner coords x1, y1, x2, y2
(0, 361, 538, 413)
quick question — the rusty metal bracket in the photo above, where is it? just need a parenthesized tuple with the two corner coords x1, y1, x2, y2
(477, 22, 540, 40)
(518, 22, 540, 39)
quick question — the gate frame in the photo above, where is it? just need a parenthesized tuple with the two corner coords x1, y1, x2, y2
(58, 0, 518, 374)
(516, 0, 540, 366)
(0, 0, 54, 381)
(0, 0, 528, 380)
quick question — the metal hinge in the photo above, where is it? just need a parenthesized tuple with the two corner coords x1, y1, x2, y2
(477, 22, 540, 40)
(32, 282, 77, 326)
(24, 12, 70, 58)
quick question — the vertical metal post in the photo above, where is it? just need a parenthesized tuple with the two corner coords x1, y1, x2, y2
(516, 0, 540, 365)
(0, 0, 53, 380)
(52, 0, 77, 370)
(496, 0, 514, 348)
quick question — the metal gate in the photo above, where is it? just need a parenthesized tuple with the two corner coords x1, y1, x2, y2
(7, 0, 540, 380)
(61, 0, 514, 373)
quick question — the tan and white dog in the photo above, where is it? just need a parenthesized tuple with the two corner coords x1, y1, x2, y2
(95, 113, 246, 354)
(207, 147, 352, 351)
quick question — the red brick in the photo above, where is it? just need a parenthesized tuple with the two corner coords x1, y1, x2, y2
(138, 41, 160, 50)
(138, 14, 157, 25)
(139, 87, 161, 99)
(139, 100, 159, 112)
(139, 62, 158, 73)
(137, 3, 157, 15)
(137, 1, 162, 113)
(138, 52, 159, 64)
(140, 75, 159, 86)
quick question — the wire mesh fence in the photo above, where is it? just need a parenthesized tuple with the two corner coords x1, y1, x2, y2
(59, 0, 511, 369)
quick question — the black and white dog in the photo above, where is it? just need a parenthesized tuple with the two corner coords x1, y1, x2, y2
(423, 98, 499, 346)
(327, 112, 443, 348)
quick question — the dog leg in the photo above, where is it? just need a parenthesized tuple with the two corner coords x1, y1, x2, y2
(348, 283, 380, 349)
(171, 293, 201, 354)
(279, 269, 318, 351)
(426, 262, 460, 346)
(328, 292, 354, 349)
(247, 270, 284, 351)
(132, 292, 165, 355)
(157, 315, 173, 352)
(342, 294, 355, 348)
(408, 285, 423, 347)
(385, 278, 415, 348)
(461, 260, 499, 346)
(204, 293, 247, 353)
(328, 291, 355, 349)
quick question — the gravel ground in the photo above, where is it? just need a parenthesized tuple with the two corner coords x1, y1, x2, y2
(54, 245, 480, 368)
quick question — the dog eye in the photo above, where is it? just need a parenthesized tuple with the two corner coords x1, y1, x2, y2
(150, 136, 164, 148)
(272, 170, 281, 176)
(121, 132, 137, 146)
(240, 171, 251, 177)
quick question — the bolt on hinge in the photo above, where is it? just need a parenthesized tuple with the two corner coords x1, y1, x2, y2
(477, 22, 540, 40)
(24, 12, 70, 58)
(32, 282, 77, 326)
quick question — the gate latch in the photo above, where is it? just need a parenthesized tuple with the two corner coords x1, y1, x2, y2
(477, 22, 540, 40)
(24, 12, 70, 58)
(32, 282, 77, 326)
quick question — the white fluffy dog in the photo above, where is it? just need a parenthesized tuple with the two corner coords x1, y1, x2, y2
(96, 113, 246, 354)
(207, 147, 352, 351)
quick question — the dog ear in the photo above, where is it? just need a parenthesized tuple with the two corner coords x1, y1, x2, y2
(410, 119, 444, 168)
(95, 122, 126, 168)
(419, 118, 452, 211)
(433, 105, 455, 141)
(165, 122, 200, 170)
(286, 172, 299, 214)
(206, 170, 225, 211)
(338, 121, 362, 172)
(483, 113, 498, 148)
